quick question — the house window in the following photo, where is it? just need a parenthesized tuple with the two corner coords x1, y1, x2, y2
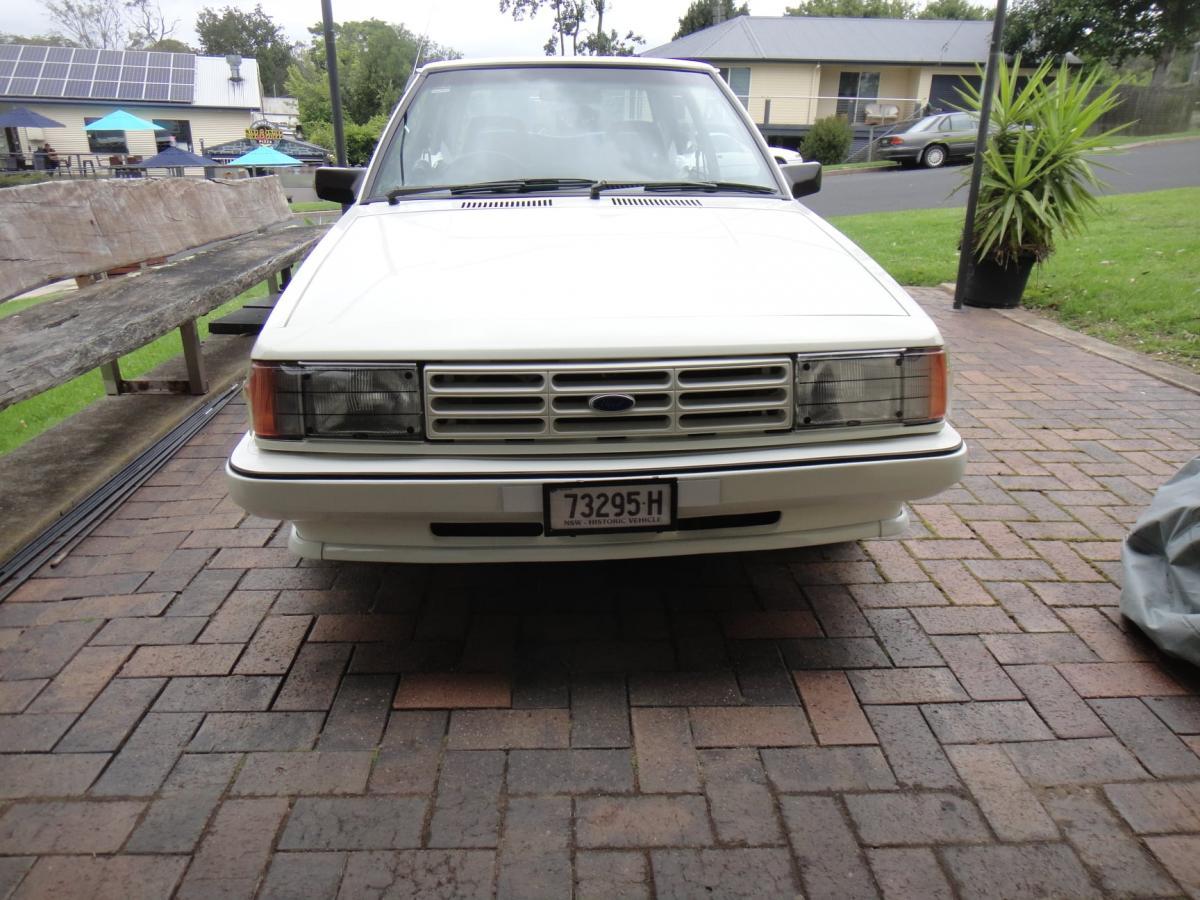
(718, 66, 751, 107)
(152, 119, 193, 152)
(84, 117, 127, 154)
(836, 71, 880, 123)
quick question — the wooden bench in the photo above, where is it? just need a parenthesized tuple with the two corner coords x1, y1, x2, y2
(0, 176, 328, 413)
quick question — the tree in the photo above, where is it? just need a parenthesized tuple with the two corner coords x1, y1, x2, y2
(196, 5, 296, 96)
(499, 0, 643, 56)
(141, 37, 194, 53)
(41, 0, 125, 48)
(578, 0, 644, 55)
(125, 0, 178, 48)
(286, 19, 459, 128)
(674, 0, 750, 39)
(786, 0, 915, 16)
(917, 0, 990, 19)
(0, 31, 79, 47)
(1004, 0, 1199, 83)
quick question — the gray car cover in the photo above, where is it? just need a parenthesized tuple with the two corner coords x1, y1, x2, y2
(1121, 456, 1200, 665)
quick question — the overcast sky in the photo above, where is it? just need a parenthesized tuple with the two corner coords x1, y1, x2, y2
(0, 0, 819, 57)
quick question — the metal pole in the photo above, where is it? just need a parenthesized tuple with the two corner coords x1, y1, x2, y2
(321, 0, 347, 167)
(952, 0, 1008, 310)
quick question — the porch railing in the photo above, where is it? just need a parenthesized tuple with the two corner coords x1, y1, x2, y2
(746, 95, 927, 128)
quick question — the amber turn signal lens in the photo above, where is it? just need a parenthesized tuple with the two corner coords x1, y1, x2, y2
(927, 349, 948, 421)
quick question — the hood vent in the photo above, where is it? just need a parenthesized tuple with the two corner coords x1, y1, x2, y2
(459, 198, 553, 210)
(610, 197, 703, 207)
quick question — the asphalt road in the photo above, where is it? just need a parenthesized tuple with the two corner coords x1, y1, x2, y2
(804, 138, 1200, 218)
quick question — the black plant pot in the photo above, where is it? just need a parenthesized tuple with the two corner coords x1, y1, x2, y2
(962, 254, 1037, 309)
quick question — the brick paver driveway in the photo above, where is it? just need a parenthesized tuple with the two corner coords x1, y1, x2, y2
(1, 288, 1198, 899)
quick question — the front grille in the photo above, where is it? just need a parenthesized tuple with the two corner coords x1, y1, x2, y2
(424, 357, 794, 440)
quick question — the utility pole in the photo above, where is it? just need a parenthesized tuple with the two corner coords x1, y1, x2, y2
(320, 0, 347, 167)
(952, 0, 1008, 310)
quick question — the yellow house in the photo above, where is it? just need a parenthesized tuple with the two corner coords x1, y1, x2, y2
(0, 44, 265, 172)
(644, 16, 1019, 148)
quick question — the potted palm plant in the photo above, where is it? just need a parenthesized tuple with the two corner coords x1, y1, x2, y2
(957, 57, 1124, 308)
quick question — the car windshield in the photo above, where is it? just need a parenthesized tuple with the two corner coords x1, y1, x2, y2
(370, 65, 779, 198)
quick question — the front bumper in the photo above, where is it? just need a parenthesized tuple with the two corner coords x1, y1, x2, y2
(226, 425, 966, 563)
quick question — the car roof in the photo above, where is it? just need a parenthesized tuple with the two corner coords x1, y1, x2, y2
(419, 56, 717, 75)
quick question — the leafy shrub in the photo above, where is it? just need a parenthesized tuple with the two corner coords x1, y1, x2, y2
(303, 114, 389, 166)
(801, 116, 853, 165)
(957, 57, 1124, 264)
(0, 173, 53, 189)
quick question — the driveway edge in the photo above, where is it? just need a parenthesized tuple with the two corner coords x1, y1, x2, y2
(935, 282, 1200, 396)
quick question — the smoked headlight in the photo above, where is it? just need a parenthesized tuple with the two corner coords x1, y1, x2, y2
(247, 362, 423, 440)
(794, 348, 947, 429)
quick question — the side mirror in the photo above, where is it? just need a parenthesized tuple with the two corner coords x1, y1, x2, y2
(315, 166, 364, 204)
(780, 161, 822, 198)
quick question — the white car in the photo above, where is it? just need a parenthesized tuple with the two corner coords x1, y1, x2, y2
(769, 146, 803, 165)
(227, 57, 965, 563)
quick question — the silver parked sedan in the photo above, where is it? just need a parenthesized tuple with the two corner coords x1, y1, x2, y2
(875, 113, 981, 169)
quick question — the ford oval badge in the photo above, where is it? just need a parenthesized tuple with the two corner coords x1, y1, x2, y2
(589, 393, 636, 413)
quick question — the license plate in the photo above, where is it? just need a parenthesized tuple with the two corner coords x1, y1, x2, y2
(544, 479, 676, 536)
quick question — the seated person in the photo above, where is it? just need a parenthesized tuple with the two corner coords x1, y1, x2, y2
(35, 143, 60, 173)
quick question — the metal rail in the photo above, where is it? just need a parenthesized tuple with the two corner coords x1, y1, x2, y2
(0, 383, 241, 602)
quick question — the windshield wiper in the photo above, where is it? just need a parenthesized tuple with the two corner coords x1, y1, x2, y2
(386, 178, 596, 204)
(589, 180, 778, 199)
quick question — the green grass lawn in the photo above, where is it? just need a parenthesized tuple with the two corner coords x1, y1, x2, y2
(831, 187, 1200, 371)
(289, 200, 340, 212)
(0, 283, 267, 456)
(1098, 130, 1200, 150)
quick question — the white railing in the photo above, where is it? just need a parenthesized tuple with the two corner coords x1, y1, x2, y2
(746, 95, 926, 127)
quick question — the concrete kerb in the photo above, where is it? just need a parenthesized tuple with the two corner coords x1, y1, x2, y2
(935, 282, 1200, 397)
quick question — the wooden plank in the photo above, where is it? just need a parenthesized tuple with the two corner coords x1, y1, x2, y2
(0, 175, 296, 301)
(0, 225, 327, 413)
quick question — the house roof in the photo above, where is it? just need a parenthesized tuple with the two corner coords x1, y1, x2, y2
(642, 16, 995, 65)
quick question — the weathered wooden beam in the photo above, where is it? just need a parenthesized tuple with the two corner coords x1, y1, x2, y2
(0, 224, 327, 413)
(0, 175, 296, 302)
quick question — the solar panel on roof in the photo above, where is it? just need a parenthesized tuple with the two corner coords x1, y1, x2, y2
(0, 43, 197, 102)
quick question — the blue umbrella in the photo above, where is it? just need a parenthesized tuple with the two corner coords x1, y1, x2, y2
(84, 109, 165, 131)
(130, 145, 220, 169)
(229, 145, 302, 167)
(0, 107, 65, 129)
